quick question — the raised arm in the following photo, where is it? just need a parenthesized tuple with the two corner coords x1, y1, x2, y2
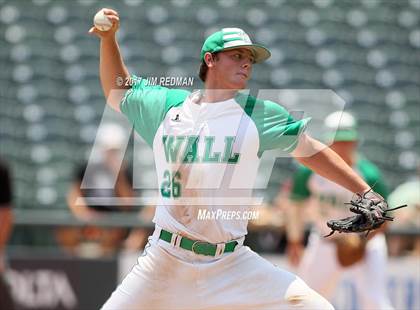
(291, 134, 370, 195)
(89, 8, 130, 112)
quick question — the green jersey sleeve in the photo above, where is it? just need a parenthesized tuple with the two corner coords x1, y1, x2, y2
(289, 165, 313, 201)
(119, 75, 190, 146)
(236, 93, 311, 155)
(357, 157, 389, 199)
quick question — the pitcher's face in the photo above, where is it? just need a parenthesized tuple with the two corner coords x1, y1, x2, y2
(213, 48, 255, 89)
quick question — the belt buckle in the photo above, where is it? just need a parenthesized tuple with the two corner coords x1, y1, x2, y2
(191, 240, 210, 255)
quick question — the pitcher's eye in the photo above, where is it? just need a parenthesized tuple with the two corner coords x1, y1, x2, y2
(233, 53, 242, 60)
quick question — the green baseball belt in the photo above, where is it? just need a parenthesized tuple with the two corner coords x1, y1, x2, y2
(159, 229, 239, 257)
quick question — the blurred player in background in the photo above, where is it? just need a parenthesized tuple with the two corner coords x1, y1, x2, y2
(286, 111, 393, 309)
(57, 123, 147, 256)
(89, 7, 393, 309)
(387, 163, 420, 256)
(0, 157, 15, 310)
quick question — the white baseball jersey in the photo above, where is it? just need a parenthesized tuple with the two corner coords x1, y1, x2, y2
(121, 76, 309, 243)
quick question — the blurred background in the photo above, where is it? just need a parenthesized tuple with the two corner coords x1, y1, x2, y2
(0, 0, 419, 309)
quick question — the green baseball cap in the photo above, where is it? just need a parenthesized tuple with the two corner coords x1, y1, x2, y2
(200, 28, 271, 63)
(324, 111, 358, 142)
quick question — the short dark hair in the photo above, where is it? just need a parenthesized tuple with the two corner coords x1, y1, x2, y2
(198, 53, 218, 82)
(198, 61, 208, 82)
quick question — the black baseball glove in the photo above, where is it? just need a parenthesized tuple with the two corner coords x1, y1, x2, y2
(325, 189, 407, 237)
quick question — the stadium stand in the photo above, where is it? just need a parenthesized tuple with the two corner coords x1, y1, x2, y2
(0, 0, 419, 216)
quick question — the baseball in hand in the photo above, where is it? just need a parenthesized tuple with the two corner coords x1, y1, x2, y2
(94, 9, 112, 31)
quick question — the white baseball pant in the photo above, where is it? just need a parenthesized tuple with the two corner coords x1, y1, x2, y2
(102, 227, 334, 310)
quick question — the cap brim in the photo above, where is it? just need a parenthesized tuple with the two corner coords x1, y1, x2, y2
(222, 44, 271, 63)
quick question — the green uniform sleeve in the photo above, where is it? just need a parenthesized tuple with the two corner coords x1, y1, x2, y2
(120, 75, 190, 146)
(357, 157, 389, 199)
(236, 93, 311, 155)
(289, 165, 313, 201)
(256, 100, 311, 153)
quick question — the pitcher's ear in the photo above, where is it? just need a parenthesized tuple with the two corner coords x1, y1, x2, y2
(204, 52, 216, 67)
